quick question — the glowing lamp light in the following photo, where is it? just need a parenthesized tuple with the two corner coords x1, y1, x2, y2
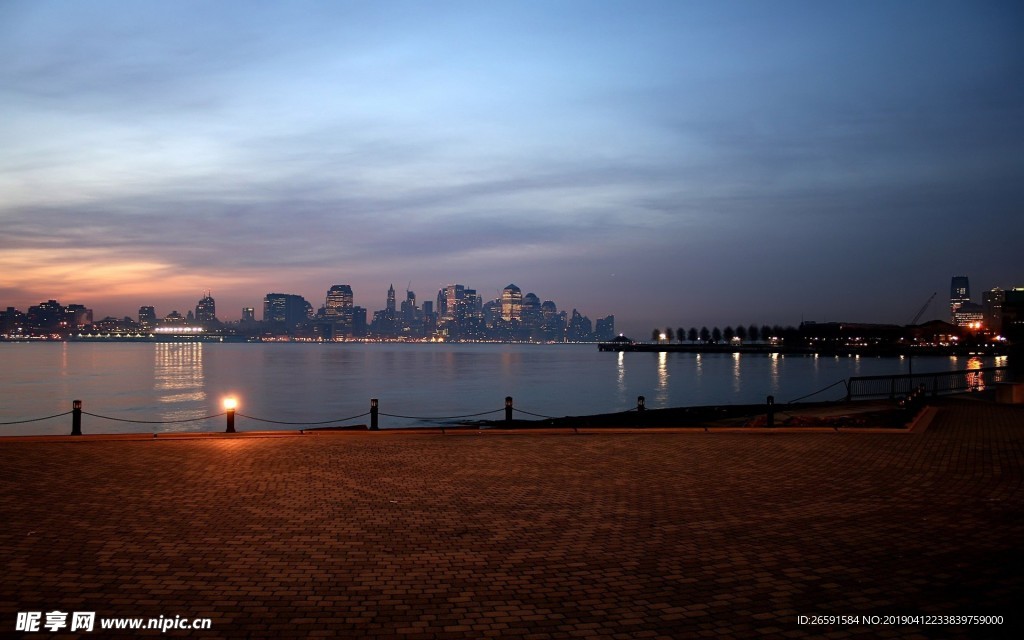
(659, 333, 667, 341)
(223, 397, 238, 433)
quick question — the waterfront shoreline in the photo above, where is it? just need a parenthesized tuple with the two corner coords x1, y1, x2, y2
(0, 336, 1011, 358)
(598, 341, 1009, 357)
(0, 396, 918, 441)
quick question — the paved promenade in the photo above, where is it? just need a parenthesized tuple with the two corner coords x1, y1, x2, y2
(1, 398, 1021, 638)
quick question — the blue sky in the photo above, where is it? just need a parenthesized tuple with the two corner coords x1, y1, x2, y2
(2, 0, 1022, 336)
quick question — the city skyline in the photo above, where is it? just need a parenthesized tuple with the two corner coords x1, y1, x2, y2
(6, 273, 1019, 341)
(2, 1, 1022, 337)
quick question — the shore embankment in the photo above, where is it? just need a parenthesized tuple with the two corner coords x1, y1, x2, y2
(598, 342, 1009, 356)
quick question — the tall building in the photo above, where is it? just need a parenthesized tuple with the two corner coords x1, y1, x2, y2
(566, 309, 593, 342)
(540, 300, 564, 342)
(138, 306, 157, 328)
(595, 315, 616, 342)
(983, 288, 1005, 334)
(26, 300, 64, 331)
(195, 291, 217, 326)
(950, 276, 970, 319)
(63, 304, 92, 329)
(2, 307, 26, 336)
(1003, 288, 1024, 338)
(443, 285, 466, 324)
(370, 285, 399, 338)
(501, 284, 522, 322)
(400, 289, 420, 335)
(352, 306, 368, 337)
(1005, 288, 1024, 376)
(521, 293, 541, 334)
(436, 289, 446, 318)
(263, 293, 312, 330)
(242, 307, 255, 322)
(325, 284, 354, 333)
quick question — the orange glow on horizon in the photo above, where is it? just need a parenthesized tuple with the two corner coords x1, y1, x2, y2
(0, 248, 255, 311)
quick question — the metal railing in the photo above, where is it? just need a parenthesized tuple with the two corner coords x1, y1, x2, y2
(847, 366, 1009, 400)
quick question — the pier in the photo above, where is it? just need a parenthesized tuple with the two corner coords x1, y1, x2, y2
(1, 396, 1021, 638)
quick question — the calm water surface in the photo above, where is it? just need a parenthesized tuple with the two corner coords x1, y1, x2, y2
(0, 342, 1005, 435)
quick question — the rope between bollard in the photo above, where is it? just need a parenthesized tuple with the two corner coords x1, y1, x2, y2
(379, 408, 504, 420)
(0, 411, 74, 425)
(82, 411, 226, 424)
(512, 408, 559, 419)
(235, 411, 370, 426)
(786, 379, 848, 404)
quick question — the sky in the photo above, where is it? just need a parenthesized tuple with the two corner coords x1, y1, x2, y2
(1, 0, 1022, 337)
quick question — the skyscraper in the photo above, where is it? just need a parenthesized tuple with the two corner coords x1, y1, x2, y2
(443, 285, 466, 324)
(950, 276, 970, 319)
(595, 315, 616, 342)
(263, 293, 312, 330)
(983, 288, 1005, 334)
(195, 291, 217, 326)
(501, 284, 522, 322)
(401, 289, 418, 330)
(325, 284, 354, 332)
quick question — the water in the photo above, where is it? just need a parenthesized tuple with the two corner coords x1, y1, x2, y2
(0, 342, 1006, 435)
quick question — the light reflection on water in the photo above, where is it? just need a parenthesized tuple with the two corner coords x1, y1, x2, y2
(656, 351, 669, 403)
(0, 342, 1009, 435)
(154, 343, 207, 427)
(965, 356, 985, 391)
(731, 352, 741, 394)
(617, 351, 626, 395)
(769, 352, 780, 389)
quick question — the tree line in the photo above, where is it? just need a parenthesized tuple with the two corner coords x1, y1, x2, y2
(651, 325, 800, 344)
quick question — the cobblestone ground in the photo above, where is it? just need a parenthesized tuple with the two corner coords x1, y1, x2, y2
(1, 398, 1021, 639)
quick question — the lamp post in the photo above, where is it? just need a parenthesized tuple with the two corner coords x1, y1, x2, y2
(223, 397, 237, 433)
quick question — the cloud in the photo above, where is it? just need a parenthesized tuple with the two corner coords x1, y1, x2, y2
(2, 1, 1022, 331)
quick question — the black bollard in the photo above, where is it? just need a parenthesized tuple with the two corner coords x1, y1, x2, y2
(637, 395, 646, 412)
(370, 398, 379, 430)
(766, 395, 775, 428)
(72, 400, 82, 436)
(505, 396, 513, 423)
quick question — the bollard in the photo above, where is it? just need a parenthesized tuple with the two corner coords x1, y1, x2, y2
(505, 396, 513, 423)
(223, 397, 237, 433)
(637, 395, 646, 412)
(370, 398, 379, 430)
(72, 400, 82, 436)
(766, 395, 775, 428)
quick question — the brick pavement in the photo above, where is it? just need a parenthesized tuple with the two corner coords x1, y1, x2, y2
(1, 398, 1021, 639)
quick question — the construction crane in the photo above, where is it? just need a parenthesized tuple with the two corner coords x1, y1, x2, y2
(910, 292, 937, 325)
